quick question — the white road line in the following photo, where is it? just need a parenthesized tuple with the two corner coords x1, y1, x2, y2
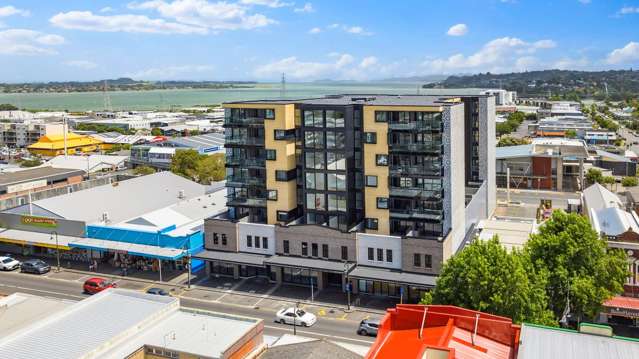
(263, 325, 375, 344)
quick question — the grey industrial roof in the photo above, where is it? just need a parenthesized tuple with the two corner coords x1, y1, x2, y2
(265, 255, 355, 273)
(169, 132, 225, 150)
(30, 171, 205, 224)
(348, 266, 437, 287)
(495, 144, 533, 159)
(0, 228, 83, 247)
(0, 293, 72, 340)
(596, 149, 630, 163)
(195, 250, 267, 266)
(0, 167, 85, 187)
(518, 323, 639, 359)
(260, 339, 362, 359)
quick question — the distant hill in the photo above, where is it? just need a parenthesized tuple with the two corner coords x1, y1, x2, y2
(423, 69, 639, 101)
(0, 78, 257, 93)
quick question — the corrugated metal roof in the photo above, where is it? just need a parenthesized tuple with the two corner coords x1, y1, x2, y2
(583, 183, 622, 211)
(495, 144, 533, 159)
(518, 323, 639, 359)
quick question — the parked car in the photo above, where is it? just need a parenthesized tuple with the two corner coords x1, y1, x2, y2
(20, 259, 50, 274)
(275, 307, 317, 327)
(0, 256, 20, 271)
(83, 277, 117, 294)
(357, 319, 380, 336)
(146, 287, 169, 296)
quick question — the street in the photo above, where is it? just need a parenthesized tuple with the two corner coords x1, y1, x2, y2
(0, 269, 377, 347)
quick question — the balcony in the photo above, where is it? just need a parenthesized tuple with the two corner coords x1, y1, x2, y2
(390, 165, 442, 177)
(389, 208, 443, 221)
(226, 157, 266, 168)
(390, 187, 442, 199)
(388, 122, 441, 131)
(225, 136, 265, 146)
(227, 196, 267, 207)
(226, 175, 265, 187)
(389, 143, 442, 154)
(224, 116, 265, 126)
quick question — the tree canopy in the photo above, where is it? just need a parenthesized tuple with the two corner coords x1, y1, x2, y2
(585, 168, 603, 185)
(497, 136, 530, 147)
(170, 149, 224, 184)
(133, 165, 156, 176)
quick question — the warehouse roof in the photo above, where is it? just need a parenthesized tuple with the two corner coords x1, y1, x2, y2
(169, 132, 224, 150)
(0, 166, 84, 188)
(0, 293, 72, 339)
(27, 133, 103, 150)
(43, 155, 128, 173)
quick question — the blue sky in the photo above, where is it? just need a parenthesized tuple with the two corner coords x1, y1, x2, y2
(0, 0, 638, 82)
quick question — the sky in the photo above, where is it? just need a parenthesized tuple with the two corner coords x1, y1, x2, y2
(0, 0, 638, 82)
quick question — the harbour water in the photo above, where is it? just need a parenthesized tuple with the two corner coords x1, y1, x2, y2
(0, 82, 434, 111)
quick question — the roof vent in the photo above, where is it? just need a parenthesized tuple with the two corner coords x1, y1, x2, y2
(101, 212, 109, 223)
(178, 190, 185, 199)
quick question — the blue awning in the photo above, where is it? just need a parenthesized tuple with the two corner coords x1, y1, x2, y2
(69, 237, 186, 260)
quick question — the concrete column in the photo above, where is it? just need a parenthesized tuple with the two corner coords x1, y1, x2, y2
(579, 159, 585, 191)
(205, 261, 211, 277)
(350, 278, 359, 294)
(233, 264, 239, 279)
(274, 266, 283, 284)
(556, 158, 563, 191)
(316, 272, 325, 291)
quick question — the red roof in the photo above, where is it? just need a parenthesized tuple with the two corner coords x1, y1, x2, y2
(604, 296, 639, 310)
(365, 305, 521, 359)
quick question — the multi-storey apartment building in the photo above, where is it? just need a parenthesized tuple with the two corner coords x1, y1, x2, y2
(0, 121, 64, 148)
(197, 94, 495, 303)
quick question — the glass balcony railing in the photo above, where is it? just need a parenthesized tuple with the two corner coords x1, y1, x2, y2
(226, 196, 267, 207)
(225, 136, 265, 146)
(389, 208, 443, 221)
(225, 176, 265, 187)
(224, 116, 265, 126)
(226, 157, 266, 168)
(390, 187, 442, 199)
(390, 165, 442, 176)
(389, 143, 442, 153)
(388, 122, 442, 131)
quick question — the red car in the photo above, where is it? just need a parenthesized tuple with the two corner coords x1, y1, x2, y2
(83, 277, 117, 294)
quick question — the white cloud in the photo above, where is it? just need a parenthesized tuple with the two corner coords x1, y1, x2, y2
(294, 3, 314, 13)
(359, 56, 378, 69)
(514, 56, 538, 71)
(446, 23, 467, 37)
(254, 54, 389, 80)
(324, 23, 372, 36)
(308, 27, 321, 34)
(50, 11, 208, 34)
(0, 6, 30, 18)
(100, 7, 115, 13)
(125, 64, 214, 80)
(606, 42, 639, 64)
(239, 0, 292, 8)
(422, 37, 557, 73)
(65, 60, 98, 70)
(619, 6, 639, 15)
(0, 29, 65, 55)
(127, 0, 276, 31)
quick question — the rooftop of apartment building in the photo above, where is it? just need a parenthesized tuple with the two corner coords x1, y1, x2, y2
(496, 137, 590, 159)
(223, 93, 492, 107)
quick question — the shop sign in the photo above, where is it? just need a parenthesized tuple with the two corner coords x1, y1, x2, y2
(607, 306, 639, 318)
(21, 215, 58, 228)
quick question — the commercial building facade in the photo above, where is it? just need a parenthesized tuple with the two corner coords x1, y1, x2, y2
(199, 94, 495, 303)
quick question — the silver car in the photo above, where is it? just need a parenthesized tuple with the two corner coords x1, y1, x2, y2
(357, 319, 380, 336)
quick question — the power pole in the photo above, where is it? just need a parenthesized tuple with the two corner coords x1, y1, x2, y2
(280, 73, 286, 99)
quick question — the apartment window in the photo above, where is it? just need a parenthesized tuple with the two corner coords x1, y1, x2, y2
(326, 110, 345, 128)
(276, 169, 296, 181)
(283, 240, 290, 254)
(341, 246, 348, 260)
(267, 190, 278, 201)
(274, 129, 295, 140)
(365, 176, 378, 187)
(263, 237, 268, 249)
(322, 244, 329, 258)
(368, 247, 374, 261)
(425, 254, 433, 269)
(363, 132, 377, 144)
(326, 131, 345, 149)
(266, 149, 276, 160)
(386, 249, 393, 263)
(413, 253, 421, 267)
(306, 173, 325, 190)
(247, 235, 253, 248)
(221, 234, 227, 246)
(327, 152, 346, 170)
(376, 154, 388, 166)
(375, 111, 388, 122)
(265, 109, 275, 119)
(328, 194, 347, 211)
(302, 242, 308, 256)
(365, 218, 379, 230)
(213, 233, 219, 245)
(277, 211, 290, 222)
(377, 248, 383, 262)
(306, 193, 326, 210)
(327, 173, 346, 191)
(255, 236, 261, 248)
(377, 197, 388, 209)
(312, 243, 318, 257)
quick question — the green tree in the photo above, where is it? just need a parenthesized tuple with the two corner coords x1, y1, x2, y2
(565, 129, 577, 139)
(526, 211, 628, 321)
(196, 153, 225, 184)
(133, 165, 156, 176)
(170, 149, 202, 181)
(496, 122, 513, 136)
(622, 176, 638, 187)
(497, 136, 530, 147)
(585, 168, 603, 185)
(151, 127, 163, 136)
(602, 175, 616, 190)
(423, 237, 555, 325)
(20, 158, 42, 168)
(0, 104, 18, 111)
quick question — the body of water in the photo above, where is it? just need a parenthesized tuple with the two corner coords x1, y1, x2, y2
(0, 82, 435, 111)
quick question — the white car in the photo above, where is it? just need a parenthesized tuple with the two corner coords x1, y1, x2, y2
(275, 307, 317, 327)
(0, 256, 21, 271)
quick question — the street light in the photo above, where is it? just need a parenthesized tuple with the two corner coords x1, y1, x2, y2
(50, 231, 60, 272)
(344, 261, 351, 311)
(293, 301, 299, 336)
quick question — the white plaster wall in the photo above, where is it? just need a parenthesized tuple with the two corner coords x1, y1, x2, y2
(238, 222, 276, 255)
(356, 233, 402, 269)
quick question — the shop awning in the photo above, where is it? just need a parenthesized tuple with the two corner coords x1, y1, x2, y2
(0, 228, 76, 250)
(69, 237, 185, 260)
(264, 255, 354, 273)
(194, 250, 267, 267)
(348, 266, 437, 287)
(603, 296, 639, 318)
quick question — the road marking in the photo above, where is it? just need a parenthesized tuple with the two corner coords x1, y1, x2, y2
(141, 283, 155, 292)
(317, 309, 326, 316)
(263, 325, 375, 344)
(338, 313, 348, 320)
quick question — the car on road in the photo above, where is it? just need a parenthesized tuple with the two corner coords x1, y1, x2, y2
(146, 287, 169, 296)
(20, 259, 50, 274)
(0, 256, 20, 271)
(83, 277, 117, 294)
(357, 319, 380, 336)
(275, 307, 317, 327)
